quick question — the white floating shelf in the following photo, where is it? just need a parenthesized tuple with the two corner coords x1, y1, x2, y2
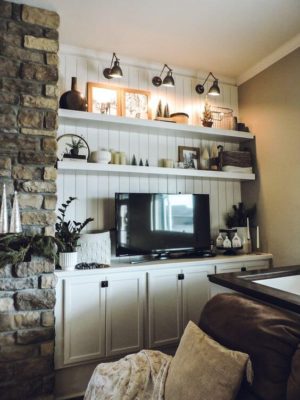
(58, 109, 254, 143)
(57, 161, 255, 181)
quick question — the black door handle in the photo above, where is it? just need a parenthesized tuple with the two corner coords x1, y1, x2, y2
(101, 280, 108, 287)
(178, 273, 185, 280)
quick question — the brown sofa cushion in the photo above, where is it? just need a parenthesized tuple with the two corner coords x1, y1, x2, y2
(199, 293, 300, 400)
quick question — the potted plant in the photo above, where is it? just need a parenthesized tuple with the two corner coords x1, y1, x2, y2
(55, 197, 94, 271)
(67, 137, 86, 157)
(202, 101, 213, 127)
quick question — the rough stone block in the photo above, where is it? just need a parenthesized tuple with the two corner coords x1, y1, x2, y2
(0, 44, 44, 63)
(7, 20, 43, 37)
(15, 260, 54, 278)
(22, 211, 56, 226)
(1, 77, 42, 96)
(18, 108, 43, 129)
(0, 169, 11, 177)
(0, 181, 14, 196)
(46, 53, 58, 66)
(0, 157, 11, 170)
(22, 5, 60, 29)
(19, 193, 43, 210)
(44, 28, 59, 40)
(0, 105, 17, 129)
(0, 91, 19, 105)
(0, 1, 12, 18)
(0, 344, 38, 362)
(39, 274, 57, 289)
(40, 311, 54, 327)
(17, 327, 54, 345)
(18, 135, 40, 151)
(0, 313, 15, 331)
(13, 165, 42, 180)
(0, 264, 13, 278)
(0, 57, 20, 78)
(44, 111, 57, 129)
(45, 84, 58, 97)
(24, 36, 58, 53)
(43, 137, 57, 152)
(0, 296, 14, 312)
(21, 95, 58, 110)
(0, 277, 37, 291)
(21, 127, 56, 137)
(15, 289, 55, 311)
(43, 166, 57, 181)
(21, 180, 56, 193)
(0, 332, 15, 347)
(21, 63, 58, 82)
(12, 3, 22, 21)
(19, 151, 57, 165)
(40, 340, 54, 356)
(44, 226, 55, 237)
(0, 31, 22, 47)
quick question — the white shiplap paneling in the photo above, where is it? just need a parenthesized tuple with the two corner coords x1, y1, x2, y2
(58, 49, 241, 239)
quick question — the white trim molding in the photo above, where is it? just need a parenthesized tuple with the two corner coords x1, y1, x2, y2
(237, 33, 300, 86)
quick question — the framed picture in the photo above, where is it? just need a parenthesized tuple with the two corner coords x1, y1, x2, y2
(121, 88, 151, 119)
(87, 82, 121, 115)
(57, 134, 90, 162)
(178, 146, 200, 169)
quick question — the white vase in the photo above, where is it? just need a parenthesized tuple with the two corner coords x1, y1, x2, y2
(235, 227, 252, 254)
(59, 252, 78, 271)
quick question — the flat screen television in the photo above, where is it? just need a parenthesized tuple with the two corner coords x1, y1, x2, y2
(115, 193, 211, 258)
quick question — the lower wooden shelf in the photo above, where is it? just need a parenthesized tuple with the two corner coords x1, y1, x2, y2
(57, 161, 255, 181)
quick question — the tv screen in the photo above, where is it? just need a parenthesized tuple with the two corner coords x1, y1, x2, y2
(115, 193, 211, 257)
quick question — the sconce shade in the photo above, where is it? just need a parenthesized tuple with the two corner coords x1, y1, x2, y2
(195, 72, 220, 96)
(163, 71, 175, 87)
(103, 53, 123, 79)
(208, 79, 220, 96)
(152, 64, 175, 87)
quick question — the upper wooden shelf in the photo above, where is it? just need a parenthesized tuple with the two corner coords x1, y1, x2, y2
(58, 109, 254, 143)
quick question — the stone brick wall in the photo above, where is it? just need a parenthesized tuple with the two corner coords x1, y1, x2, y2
(0, 1, 59, 398)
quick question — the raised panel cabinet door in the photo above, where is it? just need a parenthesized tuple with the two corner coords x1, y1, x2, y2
(182, 265, 215, 330)
(105, 271, 146, 357)
(63, 275, 106, 366)
(148, 269, 182, 348)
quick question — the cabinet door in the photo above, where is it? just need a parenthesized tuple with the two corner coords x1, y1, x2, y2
(243, 260, 270, 271)
(215, 262, 244, 273)
(63, 275, 106, 366)
(105, 271, 145, 357)
(182, 265, 215, 329)
(148, 269, 182, 348)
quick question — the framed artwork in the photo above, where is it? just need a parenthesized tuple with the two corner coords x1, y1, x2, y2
(178, 146, 200, 169)
(121, 88, 151, 119)
(87, 82, 121, 115)
(57, 134, 90, 162)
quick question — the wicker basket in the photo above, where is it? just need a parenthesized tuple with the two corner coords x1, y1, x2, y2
(219, 150, 252, 169)
(170, 113, 189, 124)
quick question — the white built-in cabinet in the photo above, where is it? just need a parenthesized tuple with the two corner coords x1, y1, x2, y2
(147, 265, 214, 348)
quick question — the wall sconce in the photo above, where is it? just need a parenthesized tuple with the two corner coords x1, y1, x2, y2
(152, 64, 175, 87)
(195, 72, 220, 96)
(103, 52, 123, 79)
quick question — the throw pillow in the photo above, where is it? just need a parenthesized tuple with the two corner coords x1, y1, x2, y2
(164, 321, 252, 400)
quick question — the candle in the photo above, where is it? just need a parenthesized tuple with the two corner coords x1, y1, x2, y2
(257, 226, 260, 249)
(246, 217, 250, 240)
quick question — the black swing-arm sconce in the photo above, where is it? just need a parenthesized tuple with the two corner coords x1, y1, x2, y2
(103, 52, 123, 79)
(195, 72, 220, 96)
(152, 64, 175, 87)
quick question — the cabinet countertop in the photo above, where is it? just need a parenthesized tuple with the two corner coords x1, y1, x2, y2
(55, 253, 273, 277)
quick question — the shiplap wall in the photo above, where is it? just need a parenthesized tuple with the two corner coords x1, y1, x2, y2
(57, 46, 241, 243)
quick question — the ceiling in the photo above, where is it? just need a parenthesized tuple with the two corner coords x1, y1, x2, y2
(14, 0, 300, 80)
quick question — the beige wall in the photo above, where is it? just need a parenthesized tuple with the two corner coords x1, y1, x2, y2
(238, 48, 300, 267)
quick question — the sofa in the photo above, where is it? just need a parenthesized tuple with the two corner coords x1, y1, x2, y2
(199, 293, 300, 400)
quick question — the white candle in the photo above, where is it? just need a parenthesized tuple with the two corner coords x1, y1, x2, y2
(246, 217, 250, 239)
(257, 226, 260, 249)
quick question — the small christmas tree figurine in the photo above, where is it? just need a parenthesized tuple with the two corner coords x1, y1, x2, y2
(202, 101, 213, 127)
(163, 103, 170, 118)
(156, 100, 163, 118)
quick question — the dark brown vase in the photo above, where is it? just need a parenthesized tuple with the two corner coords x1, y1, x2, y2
(59, 77, 87, 111)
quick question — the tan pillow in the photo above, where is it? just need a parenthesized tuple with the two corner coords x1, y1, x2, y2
(165, 321, 252, 400)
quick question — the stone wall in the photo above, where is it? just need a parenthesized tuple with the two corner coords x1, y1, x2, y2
(0, 1, 59, 398)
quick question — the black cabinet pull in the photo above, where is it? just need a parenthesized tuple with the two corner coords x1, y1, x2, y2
(241, 267, 246, 272)
(178, 273, 185, 280)
(101, 280, 108, 288)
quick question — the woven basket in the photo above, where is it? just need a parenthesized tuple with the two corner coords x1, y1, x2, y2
(220, 151, 252, 168)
